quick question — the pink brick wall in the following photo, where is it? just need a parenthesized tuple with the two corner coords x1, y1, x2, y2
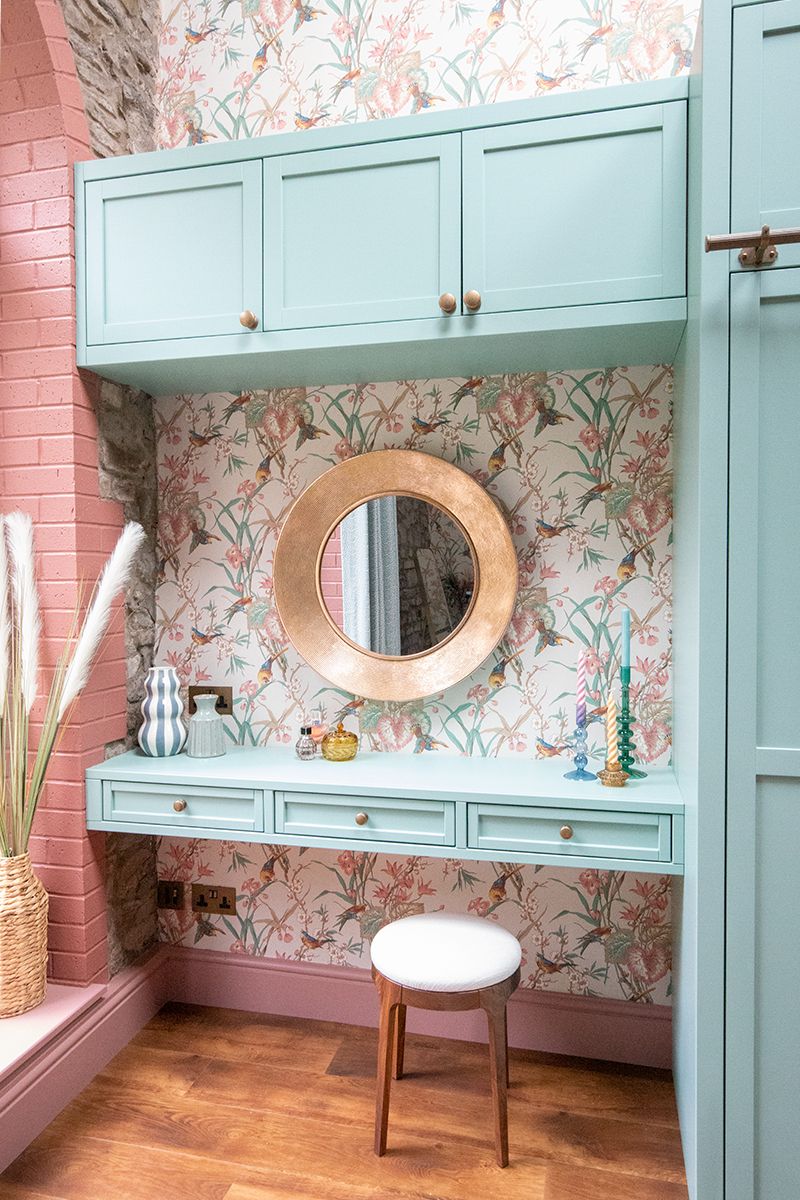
(319, 524, 344, 629)
(0, 0, 126, 985)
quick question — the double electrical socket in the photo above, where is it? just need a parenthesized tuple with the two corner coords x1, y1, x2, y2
(156, 879, 237, 916)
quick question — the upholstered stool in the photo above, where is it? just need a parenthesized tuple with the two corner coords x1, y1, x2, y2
(370, 911, 522, 1167)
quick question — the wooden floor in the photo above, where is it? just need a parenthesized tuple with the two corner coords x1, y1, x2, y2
(0, 1003, 688, 1200)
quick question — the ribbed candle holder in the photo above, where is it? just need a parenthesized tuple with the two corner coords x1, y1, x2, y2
(564, 722, 596, 781)
(619, 666, 647, 779)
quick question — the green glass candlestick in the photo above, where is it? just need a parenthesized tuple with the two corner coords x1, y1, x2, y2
(619, 666, 647, 779)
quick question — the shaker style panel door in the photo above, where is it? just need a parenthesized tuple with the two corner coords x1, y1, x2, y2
(263, 135, 461, 329)
(85, 162, 263, 344)
(732, 1, 800, 270)
(461, 103, 686, 314)
(726, 269, 800, 1200)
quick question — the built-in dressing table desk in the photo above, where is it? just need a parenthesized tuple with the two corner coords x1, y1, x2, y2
(86, 747, 684, 876)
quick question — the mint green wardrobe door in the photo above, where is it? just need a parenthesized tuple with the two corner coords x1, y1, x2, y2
(727, 268, 800, 1200)
(85, 161, 263, 344)
(461, 103, 686, 314)
(732, 1, 800, 270)
(263, 136, 461, 329)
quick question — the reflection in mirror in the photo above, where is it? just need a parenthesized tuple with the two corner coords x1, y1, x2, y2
(320, 496, 475, 656)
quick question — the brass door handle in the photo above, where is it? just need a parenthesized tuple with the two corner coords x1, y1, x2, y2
(173, 799, 187, 813)
(354, 812, 369, 826)
(559, 824, 574, 840)
(438, 292, 457, 315)
(463, 289, 481, 312)
(239, 310, 259, 329)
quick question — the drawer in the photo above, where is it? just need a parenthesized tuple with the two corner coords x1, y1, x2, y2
(102, 780, 264, 833)
(467, 804, 671, 863)
(275, 791, 455, 846)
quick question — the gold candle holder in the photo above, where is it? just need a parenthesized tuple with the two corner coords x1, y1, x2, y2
(598, 759, 628, 787)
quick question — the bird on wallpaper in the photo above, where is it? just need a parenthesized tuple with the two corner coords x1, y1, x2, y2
(488, 869, 521, 904)
(191, 627, 222, 646)
(536, 952, 564, 974)
(411, 415, 447, 436)
(252, 34, 281, 74)
(536, 71, 576, 92)
(535, 518, 574, 540)
(576, 479, 613, 514)
(617, 540, 654, 582)
(408, 83, 443, 114)
(259, 857, 278, 884)
(336, 902, 367, 928)
(257, 650, 287, 686)
(487, 0, 505, 30)
(576, 923, 613, 955)
(189, 526, 220, 552)
(412, 724, 446, 753)
(184, 25, 216, 44)
(535, 737, 567, 759)
(188, 429, 218, 447)
(669, 40, 692, 75)
(534, 404, 573, 437)
(296, 417, 326, 448)
(184, 121, 216, 146)
(301, 930, 334, 951)
(225, 596, 253, 620)
(223, 392, 252, 421)
(577, 24, 613, 60)
(587, 703, 608, 725)
(293, 0, 322, 31)
(488, 655, 518, 690)
(331, 67, 361, 101)
(452, 377, 483, 405)
(334, 698, 366, 722)
(533, 621, 573, 656)
(294, 111, 327, 130)
(255, 455, 274, 482)
(488, 438, 519, 476)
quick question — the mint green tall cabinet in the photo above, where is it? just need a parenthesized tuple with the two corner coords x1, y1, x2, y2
(675, 3, 800, 1198)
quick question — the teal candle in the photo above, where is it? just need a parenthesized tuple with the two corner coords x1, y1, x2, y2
(621, 607, 631, 669)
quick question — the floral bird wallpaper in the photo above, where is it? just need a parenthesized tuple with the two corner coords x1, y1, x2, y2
(155, 0, 694, 1005)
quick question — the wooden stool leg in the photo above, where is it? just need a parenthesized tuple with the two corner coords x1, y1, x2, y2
(393, 1003, 407, 1081)
(482, 990, 510, 1168)
(375, 979, 401, 1156)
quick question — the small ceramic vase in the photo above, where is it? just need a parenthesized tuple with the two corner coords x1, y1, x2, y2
(138, 666, 186, 757)
(187, 693, 226, 758)
(321, 721, 359, 762)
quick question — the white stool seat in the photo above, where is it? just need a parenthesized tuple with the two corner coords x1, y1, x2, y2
(370, 911, 522, 993)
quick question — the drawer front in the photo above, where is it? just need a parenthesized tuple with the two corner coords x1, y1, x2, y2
(467, 804, 671, 862)
(103, 780, 264, 832)
(275, 791, 455, 846)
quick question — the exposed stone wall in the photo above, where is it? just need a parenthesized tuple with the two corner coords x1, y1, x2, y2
(395, 497, 432, 656)
(58, 0, 161, 974)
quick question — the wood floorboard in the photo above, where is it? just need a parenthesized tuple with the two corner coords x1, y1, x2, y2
(0, 1001, 687, 1200)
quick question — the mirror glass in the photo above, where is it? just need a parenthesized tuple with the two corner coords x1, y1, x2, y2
(320, 496, 475, 656)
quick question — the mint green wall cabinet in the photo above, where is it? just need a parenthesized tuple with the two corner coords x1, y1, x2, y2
(462, 104, 685, 313)
(84, 161, 263, 345)
(726, 270, 800, 1200)
(75, 81, 688, 392)
(264, 136, 461, 329)
(732, 1, 800, 271)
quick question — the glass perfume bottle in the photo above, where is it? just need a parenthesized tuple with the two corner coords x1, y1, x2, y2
(295, 725, 317, 761)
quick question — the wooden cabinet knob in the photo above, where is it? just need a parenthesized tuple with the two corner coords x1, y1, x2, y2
(438, 292, 457, 314)
(354, 811, 369, 826)
(173, 799, 187, 813)
(560, 824, 574, 840)
(239, 310, 259, 329)
(463, 289, 482, 312)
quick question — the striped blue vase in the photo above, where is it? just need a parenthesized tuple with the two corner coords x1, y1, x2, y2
(138, 667, 186, 757)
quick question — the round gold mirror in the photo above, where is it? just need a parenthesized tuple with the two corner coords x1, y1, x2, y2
(273, 450, 517, 701)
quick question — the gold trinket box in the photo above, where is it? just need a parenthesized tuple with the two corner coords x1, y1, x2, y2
(321, 721, 359, 762)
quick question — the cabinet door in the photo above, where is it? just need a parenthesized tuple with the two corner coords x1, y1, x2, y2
(462, 103, 685, 314)
(726, 268, 800, 1200)
(85, 161, 263, 344)
(732, 1, 800, 270)
(264, 136, 461, 329)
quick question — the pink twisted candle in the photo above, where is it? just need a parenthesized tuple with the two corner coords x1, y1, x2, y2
(605, 692, 619, 766)
(576, 651, 587, 727)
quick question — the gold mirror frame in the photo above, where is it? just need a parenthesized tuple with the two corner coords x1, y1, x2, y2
(273, 450, 518, 701)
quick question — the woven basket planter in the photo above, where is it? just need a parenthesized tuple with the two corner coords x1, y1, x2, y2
(0, 853, 48, 1018)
